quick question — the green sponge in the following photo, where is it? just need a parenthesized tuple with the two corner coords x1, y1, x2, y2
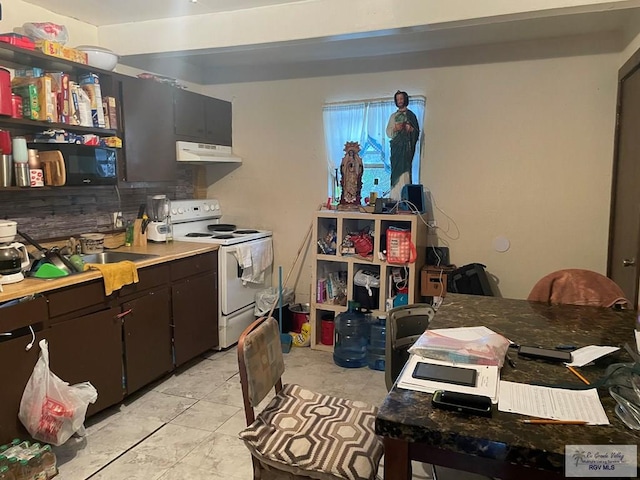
(34, 263, 69, 278)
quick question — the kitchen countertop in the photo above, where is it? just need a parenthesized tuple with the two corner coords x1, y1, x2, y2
(0, 242, 218, 303)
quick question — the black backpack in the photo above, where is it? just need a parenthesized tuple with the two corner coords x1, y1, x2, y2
(448, 263, 493, 296)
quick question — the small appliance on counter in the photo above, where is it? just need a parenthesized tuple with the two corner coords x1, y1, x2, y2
(0, 220, 30, 285)
(146, 195, 172, 242)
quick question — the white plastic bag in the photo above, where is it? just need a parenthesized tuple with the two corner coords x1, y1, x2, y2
(22, 22, 69, 44)
(19, 340, 97, 446)
(408, 327, 511, 367)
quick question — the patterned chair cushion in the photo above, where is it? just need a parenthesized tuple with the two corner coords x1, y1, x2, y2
(239, 383, 383, 480)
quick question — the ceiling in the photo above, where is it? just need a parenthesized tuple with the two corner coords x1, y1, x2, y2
(21, 0, 640, 85)
(20, 0, 308, 26)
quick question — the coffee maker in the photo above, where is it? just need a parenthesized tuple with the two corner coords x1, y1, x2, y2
(146, 195, 172, 242)
(0, 220, 30, 285)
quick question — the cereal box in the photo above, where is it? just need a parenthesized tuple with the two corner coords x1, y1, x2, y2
(12, 83, 39, 120)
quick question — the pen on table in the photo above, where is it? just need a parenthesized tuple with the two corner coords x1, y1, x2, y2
(556, 344, 577, 351)
(566, 365, 590, 385)
(506, 353, 517, 368)
(521, 419, 588, 425)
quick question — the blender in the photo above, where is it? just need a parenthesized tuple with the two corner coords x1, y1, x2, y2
(0, 220, 30, 284)
(146, 195, 172, 242)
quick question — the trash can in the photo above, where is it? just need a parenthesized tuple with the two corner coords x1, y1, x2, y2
(255, 287, 295, 332)
(289, 303, 310, 333)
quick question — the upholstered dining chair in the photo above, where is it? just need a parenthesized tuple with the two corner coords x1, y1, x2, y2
(237, 316, 383, 480)
(527, 269, 630, 308)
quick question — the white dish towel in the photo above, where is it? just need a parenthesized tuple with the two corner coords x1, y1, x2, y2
(234, 239, 273, 284)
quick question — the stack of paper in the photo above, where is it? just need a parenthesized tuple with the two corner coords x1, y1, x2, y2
(498, 381, 610, 425)
(567, 345, 620, 367)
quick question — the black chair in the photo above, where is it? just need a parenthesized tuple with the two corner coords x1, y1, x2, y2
(385, 304, 435, 391)
(384, 304, 491, 480)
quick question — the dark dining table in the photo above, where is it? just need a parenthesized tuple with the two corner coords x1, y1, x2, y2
(375, 293, 639, 479)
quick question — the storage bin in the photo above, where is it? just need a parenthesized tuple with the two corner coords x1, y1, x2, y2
(353, 269, 380, 310)
(354, 285, 379, 310)
(321, 314, 335, 345)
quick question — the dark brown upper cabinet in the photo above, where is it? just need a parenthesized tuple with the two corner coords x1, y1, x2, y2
(119, 75, 177, 182)
(174, 88, 232, 146)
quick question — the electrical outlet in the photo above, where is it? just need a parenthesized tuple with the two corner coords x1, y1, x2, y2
(112, 211, 124, 228)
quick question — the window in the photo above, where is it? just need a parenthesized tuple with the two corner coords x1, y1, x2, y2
(323, 96, 425, 202)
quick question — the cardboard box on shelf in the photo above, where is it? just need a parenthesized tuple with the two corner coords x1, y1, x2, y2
(36, 76, 55, 122)
(79, 73, 106, 128)
(50, 73, 71, 123)
(35, 40, 87, 64)
(12, 83, 39, 119)
(103, 96, 118, 130)
(421, 266, 454, 297)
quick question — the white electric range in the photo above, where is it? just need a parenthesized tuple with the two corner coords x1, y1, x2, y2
(172, 199, 273, 349)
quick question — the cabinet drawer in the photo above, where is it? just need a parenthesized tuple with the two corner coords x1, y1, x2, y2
(0, 295, 48, 332)
(118, 263, 170, 298)
(170, 252, 217, 281)
(47, 280, 110, 319)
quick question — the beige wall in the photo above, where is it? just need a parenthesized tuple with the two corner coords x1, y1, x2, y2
(202, 35, 620, 301)
(7, 0, 97, 45)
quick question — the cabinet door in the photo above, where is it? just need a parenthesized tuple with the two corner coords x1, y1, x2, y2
(46, 307, 123, 416)
(122, 286, 173, 394)
(120, 75, 176, 182)
(174, 89, 206, 139)
(0, 331, 45, 443)
(172, 272, 218, 366)
(204, 97, 232, 146)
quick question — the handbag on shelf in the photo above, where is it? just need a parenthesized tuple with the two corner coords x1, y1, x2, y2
(386, 227, 416, 265)
(351, 231, 374, 257)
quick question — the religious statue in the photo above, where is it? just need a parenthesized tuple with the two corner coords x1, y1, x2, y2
(339, 142, 363, 208)
(386, 90, 420, 199)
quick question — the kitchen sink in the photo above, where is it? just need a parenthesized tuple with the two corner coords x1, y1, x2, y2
(81, 252, 159, 264)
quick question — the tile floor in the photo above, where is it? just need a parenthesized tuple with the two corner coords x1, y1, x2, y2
(52, 346, 436, 480)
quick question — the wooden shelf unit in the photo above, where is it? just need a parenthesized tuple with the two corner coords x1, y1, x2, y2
(310, 210, 428, 352)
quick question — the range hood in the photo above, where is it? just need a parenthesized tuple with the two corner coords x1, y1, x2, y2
(176, 141, 242, 163)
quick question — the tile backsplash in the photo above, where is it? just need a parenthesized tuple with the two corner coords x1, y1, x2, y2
(0, 165, 196, 241)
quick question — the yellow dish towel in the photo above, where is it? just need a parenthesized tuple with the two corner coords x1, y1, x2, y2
(84, 260, 140, 296)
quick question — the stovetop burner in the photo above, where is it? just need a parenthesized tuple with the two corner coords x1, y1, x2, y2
(185, 232, 214, 238)
(208, 224, 236, 233)
(171, 199, 272, 246)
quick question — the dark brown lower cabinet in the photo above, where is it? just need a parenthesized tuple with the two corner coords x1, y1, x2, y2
(0, 330, 46, 442)
(121, 286, 173, 394)
(172, 271, 218, 366)
(46, 307, 124, 417)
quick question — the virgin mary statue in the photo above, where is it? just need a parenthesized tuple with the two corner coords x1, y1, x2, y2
(339, 142, 363, 208)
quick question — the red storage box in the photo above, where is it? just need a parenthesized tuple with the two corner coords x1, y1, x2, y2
(0, 33, 36, 50)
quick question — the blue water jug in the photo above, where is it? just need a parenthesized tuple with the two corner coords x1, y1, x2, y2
(367, 316, 386, 371)
(333, 301, 370, 368)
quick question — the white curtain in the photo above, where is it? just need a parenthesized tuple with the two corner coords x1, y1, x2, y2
(322, 102, 366, 196)
(323, 96, 425, 196)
